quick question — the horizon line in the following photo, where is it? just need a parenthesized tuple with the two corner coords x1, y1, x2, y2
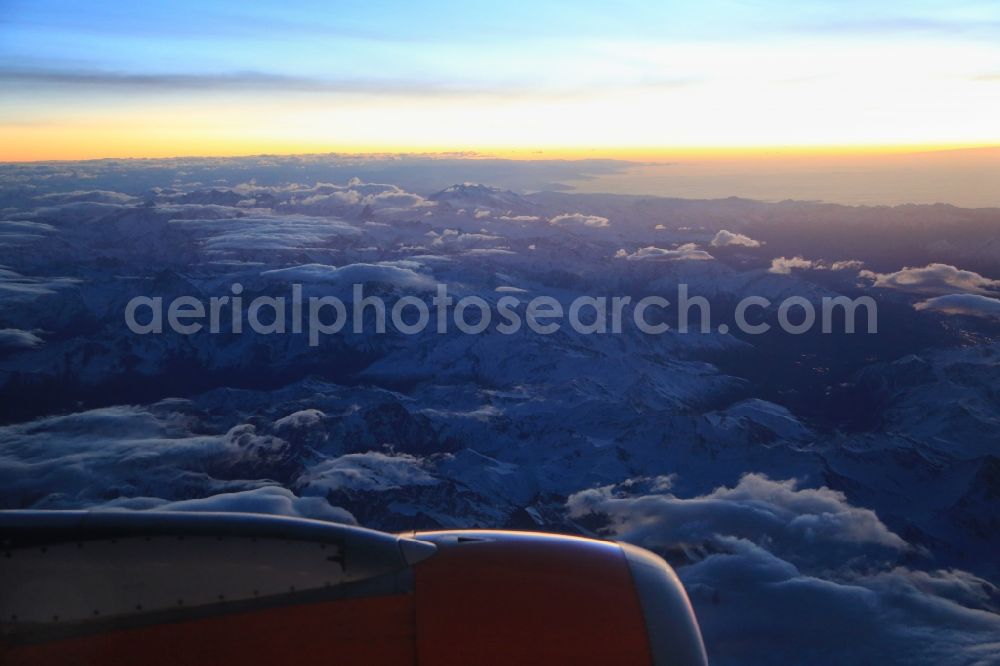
(3, 143, 1000, 165)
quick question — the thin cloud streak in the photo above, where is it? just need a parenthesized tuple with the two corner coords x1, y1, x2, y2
(0, 68, 483, 97)
(0, 66, 699, 99)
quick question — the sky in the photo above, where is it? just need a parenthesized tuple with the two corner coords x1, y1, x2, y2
(2, 0, 1000, 161)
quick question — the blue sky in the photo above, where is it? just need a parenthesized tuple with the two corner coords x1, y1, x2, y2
(2, 0, 999, 158)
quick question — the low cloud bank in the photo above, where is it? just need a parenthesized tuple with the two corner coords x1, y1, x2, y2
(616, 244, 714, 261)
(861, 263, 1000, 295)
(915, 293, 1000, 319)
(769, 256, 863, 274)
(568, 474, 1000, 666)
(549, 213, 610, 228)
(711, 230, 761, 248)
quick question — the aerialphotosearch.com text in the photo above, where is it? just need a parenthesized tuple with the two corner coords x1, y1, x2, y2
(124, 283, 878, 346)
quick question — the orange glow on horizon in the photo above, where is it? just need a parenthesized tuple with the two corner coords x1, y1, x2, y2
(1, 128, 997, 165)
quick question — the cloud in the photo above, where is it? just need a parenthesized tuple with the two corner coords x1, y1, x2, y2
(860, 263, 1000, 295)
(616, 244, 714, 262)
(499, 214, 541, 222)
(0, 67, 500, 98)
(36, 190, 138, 205)
(710, 230, 762, 248)
(568, 473, 906, 567)
(258, 263, 339, 281)
(0, 267, 81, 301)
(299, 452, 438, 495)
(298, 190, 364, 207)
(0, 406, 294, 509)
(568, 474, 1000, 666)
(430, 229, 506, 250)
(463, 248, 516, 256)
(769, 256, 816, 274)
(830, 259, 865, 271)
(170, 214, 361, 253)
(549, 213, 610, 228)
(769, 256, 864, 274)
(0, 328, 44, 350)
(146, 486, 355, 524)
(914, 294, 1000, 319)
(260, 261, 436, 290)
(0, 219, 56, 246)
(179, 179, 432, 224)
(680, 539, 1000, 666)
(293, 181, 432, 216)
(274, 409, 326, 431)
(0, 221, 56, 232)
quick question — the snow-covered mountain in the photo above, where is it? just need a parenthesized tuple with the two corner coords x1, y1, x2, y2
(1, 156, 999, 665)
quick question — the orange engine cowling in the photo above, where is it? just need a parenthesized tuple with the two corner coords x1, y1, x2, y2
(0, 511, 707, 666)
(413, 530, 707, 666)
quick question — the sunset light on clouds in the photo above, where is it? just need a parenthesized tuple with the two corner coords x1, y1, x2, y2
(2, 0, 1000, 161)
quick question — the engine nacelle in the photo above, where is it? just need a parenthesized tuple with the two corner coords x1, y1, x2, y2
(0, 511, 707, 665)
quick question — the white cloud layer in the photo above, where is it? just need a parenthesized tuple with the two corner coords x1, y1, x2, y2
(616, 244, 714, 261)
(103, 486, 356, 524)
(915, 293, 1000, 319)
(568, 474, 1000, 666)
(710, 230, 761, 248)
(769, 256, 864, 274)
(0, 328, 44, 349)
(549, 213, 610, 228)
(861, 263, 1000, 294)
(261, 261, 435, 290)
